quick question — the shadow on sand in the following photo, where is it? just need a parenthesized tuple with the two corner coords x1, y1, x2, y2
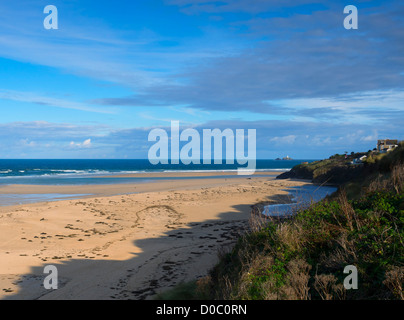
(1, 184, 319, 300)
(2, 203, 265, 300)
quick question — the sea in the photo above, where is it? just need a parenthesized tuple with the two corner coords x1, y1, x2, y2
(0, 159, 324, 206)
(0, 159, 314, 186)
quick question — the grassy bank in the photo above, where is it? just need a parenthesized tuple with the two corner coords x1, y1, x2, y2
(206, 170, 403, 300)
(156, 146, 404, 300)
(277, 142, 404, 187)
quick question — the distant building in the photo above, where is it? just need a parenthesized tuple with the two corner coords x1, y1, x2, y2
(377, 139, 398, 153)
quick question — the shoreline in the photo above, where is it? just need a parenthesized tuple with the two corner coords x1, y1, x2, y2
(0, 172, 309, 300)
(0, 171, 280, 207)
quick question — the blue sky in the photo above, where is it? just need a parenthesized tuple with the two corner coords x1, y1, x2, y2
(0, 0, 403, 159)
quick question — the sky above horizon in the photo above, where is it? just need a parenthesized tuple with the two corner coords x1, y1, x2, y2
(0, 0, 403, 159)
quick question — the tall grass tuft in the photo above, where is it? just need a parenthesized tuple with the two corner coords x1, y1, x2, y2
(206, 163, 404, 300)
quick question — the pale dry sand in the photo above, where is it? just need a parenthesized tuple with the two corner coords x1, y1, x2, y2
(0, 172, 308, 300)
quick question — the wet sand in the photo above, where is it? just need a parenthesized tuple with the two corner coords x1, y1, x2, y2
(0, 172, 307, 300)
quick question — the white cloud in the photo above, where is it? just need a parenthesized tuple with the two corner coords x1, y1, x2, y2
(361, 133, 378, 142)
(270, 135, 296, 144)
(70, 139, 92, 148)
(82, 139, 92, 147)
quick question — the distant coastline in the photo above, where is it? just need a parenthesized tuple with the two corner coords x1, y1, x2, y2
(0, 171, 279, 207)
(0, 159, 316, 186)
(0, 158, 317, 207)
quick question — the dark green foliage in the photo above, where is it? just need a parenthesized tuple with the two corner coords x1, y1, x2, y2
(157, 151, 404, 300)
(278, 143, 404, 186)
(207, 170, 404, 300)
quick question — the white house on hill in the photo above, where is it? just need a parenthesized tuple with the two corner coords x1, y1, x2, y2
(377, 139, 398, 153)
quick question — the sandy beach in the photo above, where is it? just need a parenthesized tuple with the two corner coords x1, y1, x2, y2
(0, 172, 308, 300)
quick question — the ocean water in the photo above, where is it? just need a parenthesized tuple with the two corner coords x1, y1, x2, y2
(0, 159, 317, 206)
(0, 159, 314, 186)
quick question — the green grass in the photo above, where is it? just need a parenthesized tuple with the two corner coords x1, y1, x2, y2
(156, 146, 404, 300)
(278, 142, 404, 187)
(206, 179, 403, 300)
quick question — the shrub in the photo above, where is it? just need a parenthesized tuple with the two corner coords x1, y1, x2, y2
(206, 164, 404, 300)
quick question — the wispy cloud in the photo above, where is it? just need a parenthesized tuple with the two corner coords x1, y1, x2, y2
(270, 89, 404, 123)
(0, 117, 399, 159)
(0, 1, 403, 158)
(0, 89, 115, 114)
(270, 135, 297, 145)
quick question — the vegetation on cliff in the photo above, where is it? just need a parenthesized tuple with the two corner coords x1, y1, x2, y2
(205, 169, 403, 300)
(156, 143, 404, 300)
(277, 142, 404, 187)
